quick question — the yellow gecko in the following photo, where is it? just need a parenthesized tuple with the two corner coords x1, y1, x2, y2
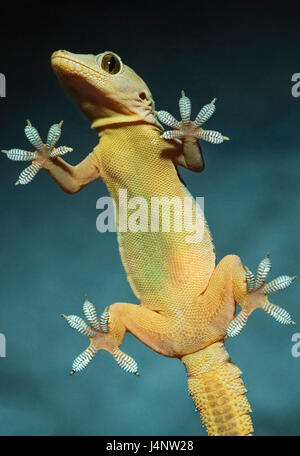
(3, 50, 297, 436)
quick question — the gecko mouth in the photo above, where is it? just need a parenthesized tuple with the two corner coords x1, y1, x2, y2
(51, 50, 101, 78)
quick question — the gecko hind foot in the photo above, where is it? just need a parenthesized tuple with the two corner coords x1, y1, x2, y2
(227, 253, 296, 337)
(62, 296, 139, 376)
(2, 120, 72, 185)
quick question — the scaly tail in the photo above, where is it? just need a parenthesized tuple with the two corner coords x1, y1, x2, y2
(181, 341, 253, 436)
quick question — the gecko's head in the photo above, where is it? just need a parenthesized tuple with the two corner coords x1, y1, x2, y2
(51, 50, 158, 130)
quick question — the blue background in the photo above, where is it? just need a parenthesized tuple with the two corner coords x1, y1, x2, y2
(0, 1, 299, 436)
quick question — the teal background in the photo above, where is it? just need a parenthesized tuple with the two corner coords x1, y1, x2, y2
(0, 1, 300, 435)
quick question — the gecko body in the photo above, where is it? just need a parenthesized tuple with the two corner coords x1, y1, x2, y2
(4, 50, 296, 436)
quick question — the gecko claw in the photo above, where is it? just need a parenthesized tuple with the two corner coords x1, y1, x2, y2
(112, 347, 139, 375)
(227, 253, 296, 338)
(2, 121, 73, 185)
(99, 306, 110, 332)
(227, 310, 249, 338)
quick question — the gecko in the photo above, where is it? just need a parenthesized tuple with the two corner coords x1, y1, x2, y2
(3, 50, 297, 436)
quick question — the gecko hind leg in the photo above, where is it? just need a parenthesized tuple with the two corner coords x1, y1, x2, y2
(227, 253, 297, 337)
(61, 296, 139, 376)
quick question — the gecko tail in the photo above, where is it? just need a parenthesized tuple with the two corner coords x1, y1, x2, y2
(181, 341, 253, 436)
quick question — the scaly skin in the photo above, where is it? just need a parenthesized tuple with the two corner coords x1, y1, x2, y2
(49, 51, 241, 356)
(6, 50, 296, 436)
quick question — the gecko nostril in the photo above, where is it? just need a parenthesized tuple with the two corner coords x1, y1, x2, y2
(139, 92, 147, 100)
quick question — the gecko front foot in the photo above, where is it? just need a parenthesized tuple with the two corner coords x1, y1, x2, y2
(62, 296, 139, 376)
(2, 120, 73, 185)
(227, 253, 296, 337)
(156, 91, 229, 171)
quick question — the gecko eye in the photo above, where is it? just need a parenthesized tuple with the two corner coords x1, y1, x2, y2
(99, 53, 122, 74)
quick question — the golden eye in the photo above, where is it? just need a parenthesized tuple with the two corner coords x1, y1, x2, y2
(99, 53, 121, 74)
